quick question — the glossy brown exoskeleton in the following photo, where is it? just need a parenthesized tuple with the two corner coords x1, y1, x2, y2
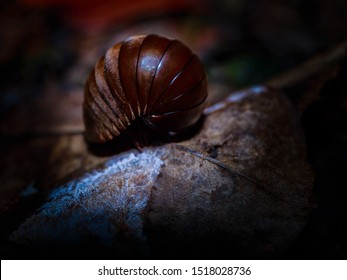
(83, 34, 208, 147)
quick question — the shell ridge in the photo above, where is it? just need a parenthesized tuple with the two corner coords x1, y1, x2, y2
(146, 40, 174, 114)
(94, 57, 127, 130)
(83, 99, 114, 141)
(86, 78, 121, 137)
(144, 97, 206, 131)
(160, 75, 207, 107)
(135, 36, 147, 115)
(104, 45, 135, 122)
(150, 54, 195, 111)
(137, 34, 171, 115)
(83, 103, 106, 142)
(91, 70, 124, 135)
(118, 41, 136, 119)
(152, 94, 207, 116)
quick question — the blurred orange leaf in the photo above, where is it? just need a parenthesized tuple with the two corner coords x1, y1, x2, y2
(21, 0, 201, 29)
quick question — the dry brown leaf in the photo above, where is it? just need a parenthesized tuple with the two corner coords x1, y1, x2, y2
(9, 86, 314, 258)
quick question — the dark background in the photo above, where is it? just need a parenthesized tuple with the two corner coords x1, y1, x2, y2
(1, 0, 347, 259)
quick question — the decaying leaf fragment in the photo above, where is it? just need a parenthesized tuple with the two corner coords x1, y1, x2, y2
(9, 86, 314, 258)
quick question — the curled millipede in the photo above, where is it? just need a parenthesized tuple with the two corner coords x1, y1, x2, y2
(83, 34, 208, 146)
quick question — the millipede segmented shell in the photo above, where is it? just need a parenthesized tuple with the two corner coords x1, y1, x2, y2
(83, 34, 208, 144)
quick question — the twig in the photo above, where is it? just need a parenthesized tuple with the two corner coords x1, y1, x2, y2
(267, 40, 347, 89)
(205, 39, 347, 115)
